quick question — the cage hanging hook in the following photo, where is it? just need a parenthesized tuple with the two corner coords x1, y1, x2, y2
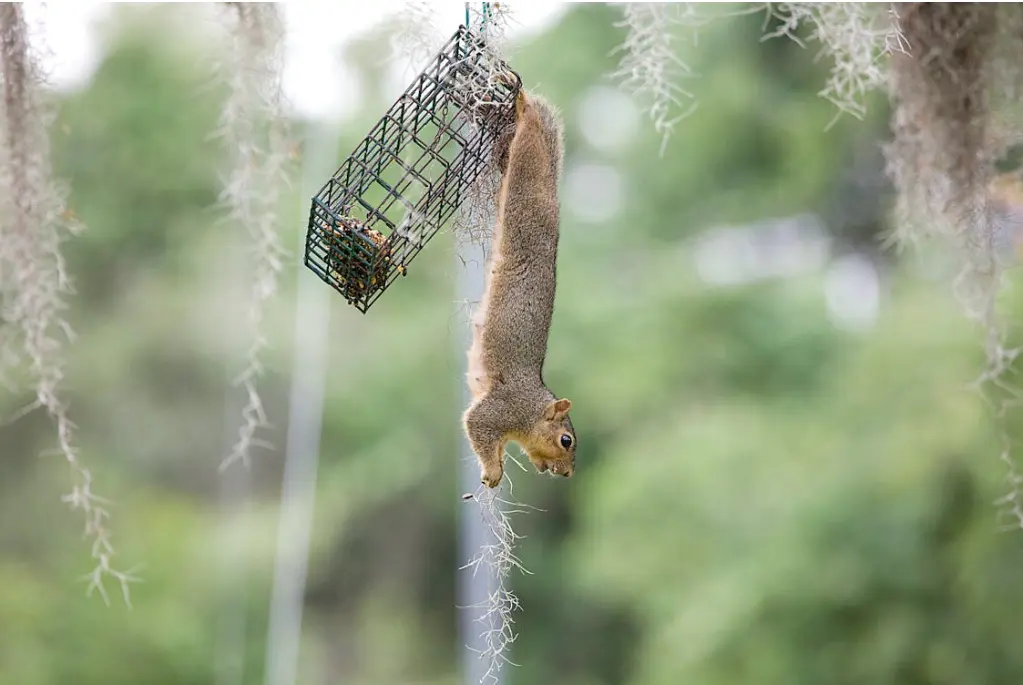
(464, 2, 491, 34)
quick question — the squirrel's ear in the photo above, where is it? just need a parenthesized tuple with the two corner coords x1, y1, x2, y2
(546, 398, 572, 420)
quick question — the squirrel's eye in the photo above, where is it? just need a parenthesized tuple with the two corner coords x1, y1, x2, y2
(560, 433, 573, 450)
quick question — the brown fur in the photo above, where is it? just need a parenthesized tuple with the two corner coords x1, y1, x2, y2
(463, 90, 576, 488)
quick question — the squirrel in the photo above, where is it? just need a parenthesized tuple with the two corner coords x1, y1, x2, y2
(462, 88, 576, 489)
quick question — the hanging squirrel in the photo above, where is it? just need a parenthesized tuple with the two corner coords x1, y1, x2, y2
(462, 88, 576, 488)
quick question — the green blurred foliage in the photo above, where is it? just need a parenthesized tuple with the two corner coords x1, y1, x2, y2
(3, 3, 1023, 685)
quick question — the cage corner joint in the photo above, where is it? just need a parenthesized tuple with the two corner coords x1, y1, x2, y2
(303, 24, 522, 314)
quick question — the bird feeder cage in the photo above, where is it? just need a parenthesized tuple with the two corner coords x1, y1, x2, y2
(304, 24, 521, 313)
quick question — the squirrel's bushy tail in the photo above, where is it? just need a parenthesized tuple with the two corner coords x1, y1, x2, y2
(526, 94, 565, 183)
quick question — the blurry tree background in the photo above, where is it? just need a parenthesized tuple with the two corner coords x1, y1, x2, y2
(4, 3, 1023, 685)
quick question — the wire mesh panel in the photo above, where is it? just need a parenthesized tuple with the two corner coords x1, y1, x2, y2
(304, 24, 521, 313)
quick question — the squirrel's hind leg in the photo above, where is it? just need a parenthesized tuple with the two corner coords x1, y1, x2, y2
(463, 394, 511, 488)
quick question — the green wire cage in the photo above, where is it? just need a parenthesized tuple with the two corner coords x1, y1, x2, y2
(303, 24, 521, 313)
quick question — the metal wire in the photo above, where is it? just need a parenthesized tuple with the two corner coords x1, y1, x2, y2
(303, 23, 520, 313)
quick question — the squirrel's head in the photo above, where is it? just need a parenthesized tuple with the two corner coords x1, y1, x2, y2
(523, 398, 576, 478)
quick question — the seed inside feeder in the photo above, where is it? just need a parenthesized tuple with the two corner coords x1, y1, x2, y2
(322, 216, 406, 303)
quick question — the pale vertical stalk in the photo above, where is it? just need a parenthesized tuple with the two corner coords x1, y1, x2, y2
(263, 119, 336, 685)
(0, 2, 135, 603)
(456, 237, 500, 685)
(457, 235, 538, 685)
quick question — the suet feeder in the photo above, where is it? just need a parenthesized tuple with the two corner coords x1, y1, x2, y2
(304, 24, 521, 313)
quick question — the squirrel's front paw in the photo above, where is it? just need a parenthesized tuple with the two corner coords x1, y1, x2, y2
(481, 463, 504, 488)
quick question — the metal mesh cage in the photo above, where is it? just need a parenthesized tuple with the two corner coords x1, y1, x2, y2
(304, 24, 521, 313)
